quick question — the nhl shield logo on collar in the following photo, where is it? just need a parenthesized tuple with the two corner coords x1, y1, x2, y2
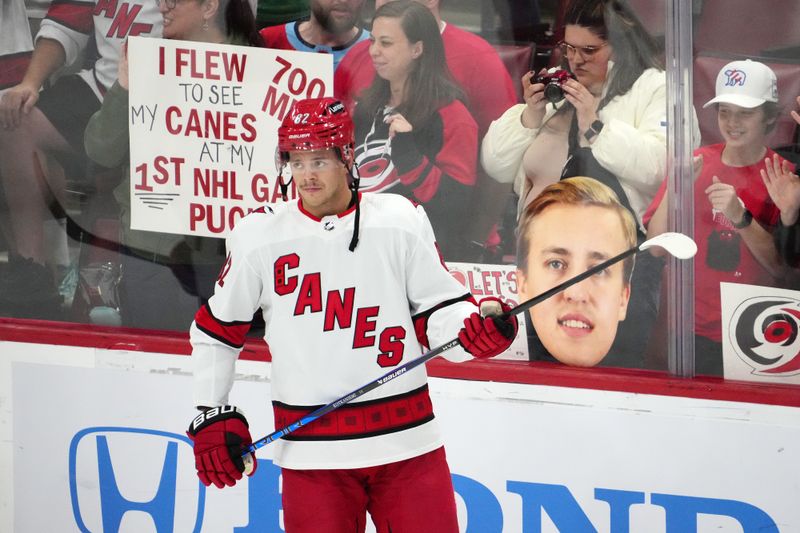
(323, 220, 336, 231)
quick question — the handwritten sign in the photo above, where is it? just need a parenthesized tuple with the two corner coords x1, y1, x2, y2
(128, 37, 333, 237)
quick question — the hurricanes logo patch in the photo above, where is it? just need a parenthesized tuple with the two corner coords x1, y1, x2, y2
(353, 139, 397, 192)
(729, 297, 800, 376)
(723, 68, 747, 87)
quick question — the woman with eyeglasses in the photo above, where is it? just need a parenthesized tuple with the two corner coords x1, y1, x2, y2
(483, 0, 699, 368)
(482, 0, 673, 222)
(82, 0, 262, 330)
(351, 0, 478, 261)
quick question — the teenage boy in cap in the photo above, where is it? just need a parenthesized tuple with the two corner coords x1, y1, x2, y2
(184, 97, 517, 532)
(646, 59, 793, 376)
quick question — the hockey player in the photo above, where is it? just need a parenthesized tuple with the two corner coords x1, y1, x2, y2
(186, 97, 518, 532)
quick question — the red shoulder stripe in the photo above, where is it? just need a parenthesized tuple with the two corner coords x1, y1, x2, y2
(194, 304, 251, 349)
(46, 1, 94, 34)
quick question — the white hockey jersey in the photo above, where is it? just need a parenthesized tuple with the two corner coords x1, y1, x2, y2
(37, 0, 162, 99)
(191, 193, 478, 469)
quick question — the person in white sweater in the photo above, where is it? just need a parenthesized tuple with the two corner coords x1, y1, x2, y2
(482, 0, 697, 226)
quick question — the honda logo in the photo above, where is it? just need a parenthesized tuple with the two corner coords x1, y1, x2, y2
(69, 427, 205, 532)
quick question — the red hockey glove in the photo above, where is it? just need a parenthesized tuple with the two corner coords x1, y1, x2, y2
(187, 405, 257, 488)
(458, 298, 518, 359)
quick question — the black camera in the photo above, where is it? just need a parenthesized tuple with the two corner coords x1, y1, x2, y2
(534, 68, 576, 104)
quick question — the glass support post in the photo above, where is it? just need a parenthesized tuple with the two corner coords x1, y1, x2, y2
(665, 0, 696, 377)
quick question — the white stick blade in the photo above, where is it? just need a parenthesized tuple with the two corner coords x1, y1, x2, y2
(639, 232, 697, 259)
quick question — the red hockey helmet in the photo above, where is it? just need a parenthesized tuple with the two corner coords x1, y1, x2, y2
(277, 97, 355, 169)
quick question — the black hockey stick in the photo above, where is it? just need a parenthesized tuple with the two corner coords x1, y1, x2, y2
(243, 232, 697, 460)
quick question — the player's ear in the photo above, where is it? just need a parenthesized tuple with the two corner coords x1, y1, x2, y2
(516, 268, 529, 299)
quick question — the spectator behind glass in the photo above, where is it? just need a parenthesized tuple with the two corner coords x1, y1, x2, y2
(259, 0, 368, 71)
(336, 0, 517, 261)
(483, 0, 675, 221)
(763, 95, 800, 269)
(0, 0, 33, 91)
(516, 177, 636, 367)
(647, 59, 791, 376)
(352, 0, 478, 261)
(0, 0, 162, 319)
(255, 0, 308, 29)
(0, 0, 34, 272)
(82, 0, 263, 331)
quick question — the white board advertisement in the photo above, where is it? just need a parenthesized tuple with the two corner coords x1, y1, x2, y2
(4, 342, 799, 532)
(721, 282, 800, 384)
(127, 37, 333, 237)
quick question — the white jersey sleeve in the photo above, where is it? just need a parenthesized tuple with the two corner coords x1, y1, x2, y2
(37, 1, 161, 95)
(406, 204, 478, 363)
(190, 211, 269, 407)
(36, 0, 93, 68)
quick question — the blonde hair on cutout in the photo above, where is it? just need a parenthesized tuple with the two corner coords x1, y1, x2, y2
(517, 176, 638, 282)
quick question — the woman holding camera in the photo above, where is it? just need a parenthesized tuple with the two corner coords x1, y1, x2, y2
(482, 0, 672, 223)
(352, 0, 478, 260)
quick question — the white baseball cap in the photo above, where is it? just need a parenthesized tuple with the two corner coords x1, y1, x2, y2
(703, 59, 779, 108)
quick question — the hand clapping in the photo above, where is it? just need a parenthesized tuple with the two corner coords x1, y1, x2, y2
(761, 153, 800, 226)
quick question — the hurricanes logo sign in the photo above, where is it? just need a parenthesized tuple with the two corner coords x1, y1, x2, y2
(729, 297, 800, 376)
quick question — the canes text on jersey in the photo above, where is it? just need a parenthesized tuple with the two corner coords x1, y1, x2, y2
(274, 254, 406, 367)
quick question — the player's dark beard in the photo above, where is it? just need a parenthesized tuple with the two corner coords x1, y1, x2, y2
(311, 1, 361, 35)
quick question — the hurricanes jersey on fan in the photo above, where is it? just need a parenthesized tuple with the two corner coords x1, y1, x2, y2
(259, 21, 369, 71)
(191, 193, 477, 470)
(37, 0, 162, 97)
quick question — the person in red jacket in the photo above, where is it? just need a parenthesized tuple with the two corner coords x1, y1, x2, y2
(336, 0, 518, 257)
(336, 0, 515, 139)
(351, 1, 478, 260)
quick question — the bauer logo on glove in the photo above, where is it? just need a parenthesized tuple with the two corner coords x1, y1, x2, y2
(186, 405, 257, 488)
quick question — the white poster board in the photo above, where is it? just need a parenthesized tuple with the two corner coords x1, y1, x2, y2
(721, 282, 800, 384)
(127, 37, 333, 237)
